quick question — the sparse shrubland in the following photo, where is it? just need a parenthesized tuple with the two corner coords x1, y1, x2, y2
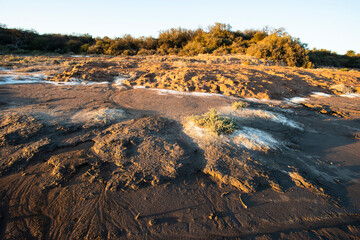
(1, 23, 359, 68)
(309, 49, 360, 68)
(190, 109, 237, 135)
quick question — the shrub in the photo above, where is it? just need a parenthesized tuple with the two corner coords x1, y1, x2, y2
(158, 27, 194, 50)
(346, 50, 355, 57)
(232, 101, 249, 110)
(190, 109, 237, 134)
(246, 31, 311, 67)
(213, 46, 230, 55)
(137, 49, 155, 55)
(122, 49, 136, 56)
(181, 23, 237, 56)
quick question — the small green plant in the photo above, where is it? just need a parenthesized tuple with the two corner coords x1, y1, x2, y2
(190, 108, 237, 134)
(232, 101, 249, 110)
(340, 68, 349, 71)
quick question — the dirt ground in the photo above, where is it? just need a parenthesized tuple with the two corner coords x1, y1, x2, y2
(0, 55, 360, 239)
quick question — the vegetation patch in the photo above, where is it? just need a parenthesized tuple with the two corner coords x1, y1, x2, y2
(2, 23, 359, 68)
(232, 101, 249, 110)
(190, 109, 237, 135)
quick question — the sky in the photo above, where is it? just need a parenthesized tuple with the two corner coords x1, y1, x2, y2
(0, 0, 359, 54)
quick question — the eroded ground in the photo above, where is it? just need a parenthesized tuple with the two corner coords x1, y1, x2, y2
(1, 54, 360, 100)
(0, 55, 360, 239)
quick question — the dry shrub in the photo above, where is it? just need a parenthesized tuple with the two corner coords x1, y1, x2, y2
(246, 32, 311, 67)
(190, 109, 237, 135)
(232, 101, 249, 110)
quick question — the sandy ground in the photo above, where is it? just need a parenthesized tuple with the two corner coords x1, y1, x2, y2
(0, 55, 360, 239)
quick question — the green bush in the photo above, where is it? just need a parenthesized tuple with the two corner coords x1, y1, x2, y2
(232, 101, 249, 110)
(190, 109, 237, 135)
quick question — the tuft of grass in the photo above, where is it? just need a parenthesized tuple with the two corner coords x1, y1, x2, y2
(190, 108, 237, 135)
(232, 101, 249, 110)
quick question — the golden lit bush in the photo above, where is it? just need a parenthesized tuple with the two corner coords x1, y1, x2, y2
(158, 28, 194, 50)
(181, 23, 236, 56)
(246, 31, 311, 67)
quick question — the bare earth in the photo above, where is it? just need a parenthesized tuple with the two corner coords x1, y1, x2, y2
(0, 55, 360, 239)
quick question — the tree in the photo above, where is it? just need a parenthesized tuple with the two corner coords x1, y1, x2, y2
(346, 50, 355, 57)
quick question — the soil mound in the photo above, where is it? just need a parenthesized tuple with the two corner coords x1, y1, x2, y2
(50, 61, 122, 82)
(0, 113, 50, 174)
(92, 116, 202, 191)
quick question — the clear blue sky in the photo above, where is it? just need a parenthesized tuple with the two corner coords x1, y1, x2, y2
(1, 0, 359, 54)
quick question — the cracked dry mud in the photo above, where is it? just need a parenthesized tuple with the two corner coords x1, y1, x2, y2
(0, 55, 360, 239)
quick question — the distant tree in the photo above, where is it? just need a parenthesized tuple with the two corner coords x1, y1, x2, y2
(346, 50, 356, 57)
(158, 27, 194, 53)
(180, 23, 236, 55)
(139, 36, 158, 50)
(66, 39, 82, 53)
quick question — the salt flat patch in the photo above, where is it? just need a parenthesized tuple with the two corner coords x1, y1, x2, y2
(311, 92, 332, 98)
(142, 88, 239, 99)
(113, 76, 127, 86)
(0, 76, 44, 85)
(245, 97, 282, 105)
(0, 70, 60, 85)
(133, 86, 147, 89)
(152, 88, 226, 97)
(184, 120, 212, 139)
(0, 72, 47, 85)
(183, 120, 280, 152)
(286, 97, 308, 103)
(70, 55, 90, 58)
(71, 108, 128, 127)
(222, 107, 303, 130)
(45, 79, 109, 86)
(340, 93, 360, 98)
(231, 127, 280, 151)
(0, 67, 10, 72)
(0, 68, 110, 86)
(266, 111, 303, 130)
